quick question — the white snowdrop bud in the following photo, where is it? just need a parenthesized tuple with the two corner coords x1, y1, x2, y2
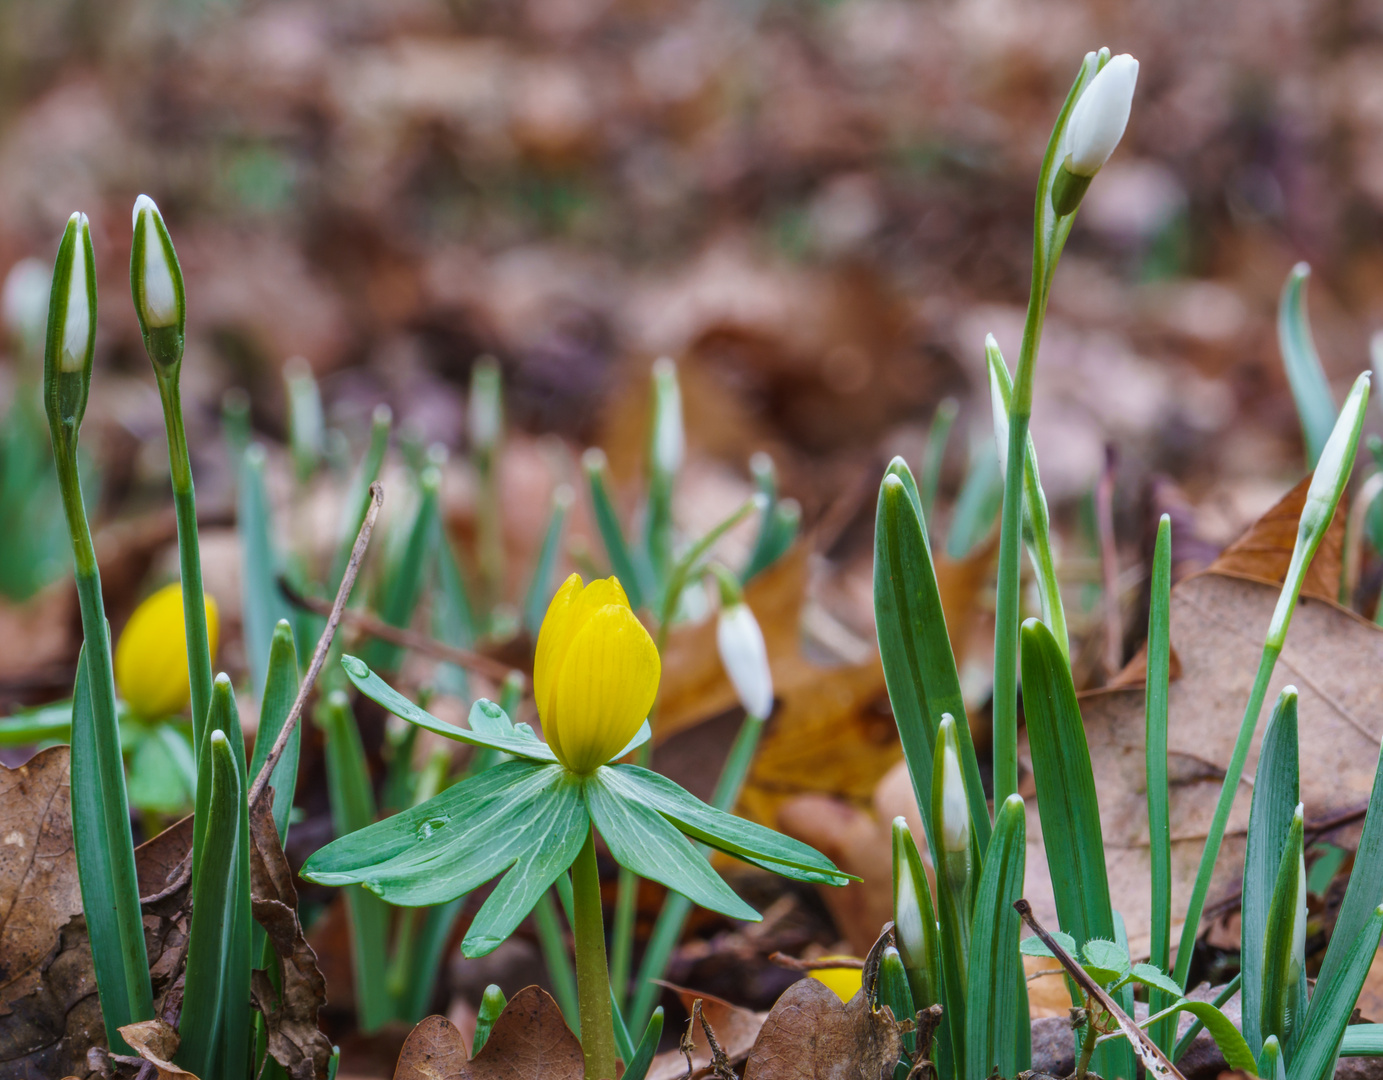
(59, 213, 93, 373)
(132, 195, 180, 329)
(939, 741, 969, 853)
(717, 601, 773, 719)
(1064, 54, 1139, 178)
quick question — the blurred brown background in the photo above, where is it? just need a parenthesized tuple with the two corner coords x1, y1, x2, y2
(3, 0, 1377, 528)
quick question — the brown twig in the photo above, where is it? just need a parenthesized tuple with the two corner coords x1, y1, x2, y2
(1013, 899, 1187, 1080)
(247, 483, 383, 811)
(277, 573, 520, 687)
(767, 951, 866, 972)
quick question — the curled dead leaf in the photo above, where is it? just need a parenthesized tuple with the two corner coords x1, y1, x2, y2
(646, 982, 766, 1080)
(392, 986, 583, 1080)
(247, 795, 334, 1080)
(741, 976, 900, 1080)
(118, 1018, 199, 1079)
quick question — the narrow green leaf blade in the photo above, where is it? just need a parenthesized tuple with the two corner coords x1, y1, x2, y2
(964, 794, 1027, 1080)
(1146, 514, 1175, 1051)
(238, 444, 293, 694)
(1241, 689, 1300, 1055)
(622, 1008, 665, 1080)
(524, 484, 573, 635)
(1340, 1026, 1383, 1057)
(177, 731, 241, 1078)
(1019, 616, 1132, 1080)
(1278, 264, 1337, 468)
(319, 691, 392, 1031)
(362, 467, 440, 672)
(583, 448, 646, 609)
(874, 460, 990, 857)
(1289, 906, 1383, 1080)
(1316, 738, 1383, 994)
(247, 621, 301, 841)
(70, 650, 136, 1052)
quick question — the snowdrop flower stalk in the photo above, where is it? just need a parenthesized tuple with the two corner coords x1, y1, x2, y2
(130, 195, 214, 746)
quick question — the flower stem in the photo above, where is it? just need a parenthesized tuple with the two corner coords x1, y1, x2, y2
(56, 449, 153, 1043)
(572, 824, 617, 1080)
(1173, 645, 1280, 990)
(154, 371, 213, 753)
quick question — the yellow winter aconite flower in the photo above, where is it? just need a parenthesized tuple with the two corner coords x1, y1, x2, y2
(535, 573, 660, 774)
(808, 959, 864, 1002)
(115, 583, 219, 719)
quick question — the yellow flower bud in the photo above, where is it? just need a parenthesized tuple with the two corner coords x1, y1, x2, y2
(115, 582, 220, 718)
(534, 573, 660, 774)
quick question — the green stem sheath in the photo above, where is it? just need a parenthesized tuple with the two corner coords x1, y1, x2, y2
(992, 410, 1030, 808)
(56, 450, 154, 1033)
(572, 825, 617, 1080)
(155, 372, 213, 753)
(1173, 647, 1280, 990)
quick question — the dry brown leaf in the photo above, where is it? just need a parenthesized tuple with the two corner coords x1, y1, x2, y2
(1021, 572, 1383, 960)
(741, 977, 900, 1080)
(392, 1014, 470, 1080)
(1354, 947, 1383, 1023)
(393, 986, 583, 1080)
(646, 983, 767, 1080)
(0, 745, 103, 1079)
(247, 794, 334, 1080)
(118, 1018, 200, 1079)
(1207, 474, 1345, 602)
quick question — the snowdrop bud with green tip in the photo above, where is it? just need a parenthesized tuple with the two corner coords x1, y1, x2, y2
(129, 195, 186, 369)
(1051, 52, 1138, 215)
(1064, 54, 1138, 177)
(939, 737, 969, 854)
(1268, 370, 1371, 649)
(651, 356, 684, 478)
(44, 212, 98, 446)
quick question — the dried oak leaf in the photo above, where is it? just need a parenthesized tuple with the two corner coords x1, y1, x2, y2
(1020, 482, 1378, 960)
(741, 977, 900, 1080)
(247, 794, 334, 1080)
(646, 983, 766, 1080)
(393, 986, 583, 1080)
(0, 746, 103, 1080)
(117, 1019, 199, 1079)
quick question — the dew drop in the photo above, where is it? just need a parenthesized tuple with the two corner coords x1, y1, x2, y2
(416, 815, 449, 840)
(341, 655, 369, 678)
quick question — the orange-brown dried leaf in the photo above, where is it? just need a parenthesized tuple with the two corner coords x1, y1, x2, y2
(247, 794, 334, 1080)
(1208, 474, 1345, 601)
(646, 983, 767, 1080)
(392, 1014, 469, 1080)
(392, 987, 584, 1080)
(118, 1018, 200, 1079)
(741, 977, 900, 1080)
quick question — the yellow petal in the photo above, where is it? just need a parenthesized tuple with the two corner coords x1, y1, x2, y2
(534, 572, 586, 761)
(547, 601, 659, 773)
(809, 964, 863, 1003)
(114, 583, 220, 719)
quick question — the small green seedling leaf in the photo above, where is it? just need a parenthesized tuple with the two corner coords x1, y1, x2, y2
(1128, 964, 1183, 1000)
(1020, 930, 1077, 959)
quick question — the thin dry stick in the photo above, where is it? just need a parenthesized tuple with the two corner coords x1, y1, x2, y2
(1097, 444, 1122, 681)
(248, 482, 383, 810)
(1014, 899, 1187, 1080)
(278, 574, 520, 687)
